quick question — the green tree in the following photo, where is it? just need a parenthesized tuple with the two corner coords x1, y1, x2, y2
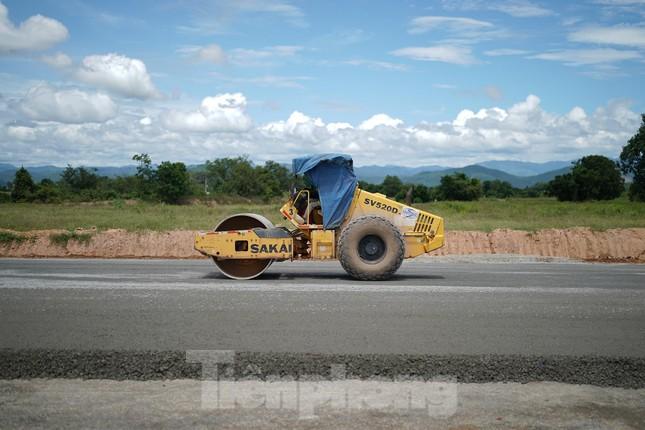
(204, 157, 264, 197)
(380, 175, 404, 197)
(619, 114, 645, 201)
(483, 180, 515, 198)
(548, 173, 577, 201)
(156, 161, 190, 204)
(358, 180, 380, 193)
(256, 160, 290, 199)
(411, 184, 430, 203)
(520, 182, 548, 198)
(437, 173, 482, 201)
(11, 167, 36, 202)
(548, 155, 624, 201)
(132, 153, 156, 199)
(60, 166, 100, 192)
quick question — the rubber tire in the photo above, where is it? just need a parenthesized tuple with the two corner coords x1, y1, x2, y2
(338, 216, 405, 281)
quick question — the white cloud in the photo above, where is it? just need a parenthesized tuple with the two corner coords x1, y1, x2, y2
(441, 0, 553, 18)
(7, 125, 37, 141)
(569, 25, 645, 48)
(359, 114, 403, 130)
(484, 85, 504, 101)
(18, 84, 117, 123)
(390, 45, 476, 65)
(562, 17, 583, 27)
(568, 106, 588, 124)
(0, 92, 640, 168)
(229, 45, 302, 66)
(594, 0, 645, 4)
(496, 0, 553, 17)
(529, 48, 641, 65)
(161, 93, 252, 132)
(179, 44, 302, 67)
(484, 48, 530, 56)
(453, 106, 508, 127)
(409, 16, 493, 34)
(343, 59, 407, 71)
(76, 53, 160, 99)
(41, 52, 72, 68)
(326, 122, 353, 133)
(181, 0, 307, 33)
(0, 2, 68, 53)
(212, 73, 311, 88)
(188, 43, 227, 64)
(262, 111, 324, 136)
(592, 0, 645, 15)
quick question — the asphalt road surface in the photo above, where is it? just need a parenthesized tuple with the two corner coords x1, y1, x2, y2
(1, 257, 644, 356)
(2, 257, 645, 428)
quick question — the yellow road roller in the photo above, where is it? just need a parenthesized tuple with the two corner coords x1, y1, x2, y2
(195, 154, 444, 280)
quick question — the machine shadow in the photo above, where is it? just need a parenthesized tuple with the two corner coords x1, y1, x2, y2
(203, 272, 445, 282)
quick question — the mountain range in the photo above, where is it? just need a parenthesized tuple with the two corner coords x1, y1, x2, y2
(354, 160, 572, 187)
(0, 160, 573, 189)
(401, 164, 572, 188)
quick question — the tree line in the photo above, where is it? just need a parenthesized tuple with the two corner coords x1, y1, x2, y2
(3, 114, 645, 204)
(3, 154, 292, 204)
(359, 174, 547, 204)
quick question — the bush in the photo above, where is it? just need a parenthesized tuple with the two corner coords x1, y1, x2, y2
(0, 231, 27, 246)
(437, 173, 482, 201)
(548, 155, 624, 201)
(49, 231, 93, 247)
(34, 179, 62, 203)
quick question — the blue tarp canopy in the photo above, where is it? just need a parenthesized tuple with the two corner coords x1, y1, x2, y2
(292, 154, 357, 229)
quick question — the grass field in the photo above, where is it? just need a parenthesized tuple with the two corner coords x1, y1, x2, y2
(1, 198, 645, 232)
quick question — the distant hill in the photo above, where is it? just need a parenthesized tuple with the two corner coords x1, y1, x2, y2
(0, 160, 573, 189)
(404, 165, 571, 188)
(477, 160, 572, 177)
(0, 165, 138, 186)
(354, 164, 446, 184)
(354, 160, 573, 183)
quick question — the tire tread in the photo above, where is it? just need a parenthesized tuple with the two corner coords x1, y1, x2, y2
(337, 215, 405, 281)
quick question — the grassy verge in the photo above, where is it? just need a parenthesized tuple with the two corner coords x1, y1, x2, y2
(0, 231, 28, 246)
(416, 197, 645, 232)
(49, 231, 94, 247)
(0, 201, 282, 232)
(1, 198, 645, 232)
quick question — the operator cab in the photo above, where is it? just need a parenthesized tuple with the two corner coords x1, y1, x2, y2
(281, 154, 357, 232)
(282, 187, 324, 227)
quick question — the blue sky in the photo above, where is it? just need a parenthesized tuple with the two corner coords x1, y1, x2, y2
(0, 0, 644, 167)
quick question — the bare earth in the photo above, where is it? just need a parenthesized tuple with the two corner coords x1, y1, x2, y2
(1, 379, 643, 429)
(1, 227, 645, 261)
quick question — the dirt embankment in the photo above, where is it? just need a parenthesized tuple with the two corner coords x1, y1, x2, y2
(1, 228, 645, 262)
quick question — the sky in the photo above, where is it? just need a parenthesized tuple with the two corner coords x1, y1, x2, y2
(0, 0, 644, 167)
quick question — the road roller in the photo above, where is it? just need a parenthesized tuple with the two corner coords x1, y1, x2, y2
(194, 154, 445, 280)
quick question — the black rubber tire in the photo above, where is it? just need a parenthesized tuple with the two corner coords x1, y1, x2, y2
(338, 216, 405, 281)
